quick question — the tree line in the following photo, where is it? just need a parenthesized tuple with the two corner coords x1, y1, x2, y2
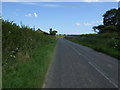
(36, 28, 57, 35)
(93, 7, 120, 34)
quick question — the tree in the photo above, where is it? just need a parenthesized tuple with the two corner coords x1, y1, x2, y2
(104, 25, 117, 32)
(52, 30, 57, 35)
(103, 9, 118, 26)
(49, 28, 52, 34)
(116, 8, 120, 32)
(93, 8, 119, 33)
(49, 28, 58, 35)
(93, 25, 105, 33)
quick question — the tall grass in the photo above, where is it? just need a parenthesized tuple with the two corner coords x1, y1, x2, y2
(2, 20, 57, 88)
(65, 33, 120, 60)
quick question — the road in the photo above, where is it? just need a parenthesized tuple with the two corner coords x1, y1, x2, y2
(43, 38, 119, 88)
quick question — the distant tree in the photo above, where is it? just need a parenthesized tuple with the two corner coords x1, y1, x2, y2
(37, 28, 41, 31)
(44, 32, 49, 35)
(49, 28, 58, 35)
(49, 28, 53, 35)
(52, 30, 58, 35)
(36, 28, 44, 34)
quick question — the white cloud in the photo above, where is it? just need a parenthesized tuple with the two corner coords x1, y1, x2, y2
(76, 20, 102, 27)
(34, 13, 38, 17)
(19, 2, 63, 8)
(42, 4, 63, 7)
(83, 20, 103, 26)
(25, 13, 32, 17)
(25, 13, 38, 17)
(75, 22, 81, 26)
(21, 2, 38, 5)
(42, 4, 58, 7)
(96, 20, 103, 23)
(83, 23, 92, 26)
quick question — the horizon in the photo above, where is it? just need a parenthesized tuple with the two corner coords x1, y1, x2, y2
(3, 2, 118, 34)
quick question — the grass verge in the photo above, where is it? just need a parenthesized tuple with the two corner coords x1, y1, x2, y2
(3, 41, 56, 88)
(64, 33, 120, 60)
(2, 20, 57, 88)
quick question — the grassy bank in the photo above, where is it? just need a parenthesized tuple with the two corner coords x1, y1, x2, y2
(2, 20, 57, 88)
(3, 43, 56, 88)
(65, 33, 120, 60)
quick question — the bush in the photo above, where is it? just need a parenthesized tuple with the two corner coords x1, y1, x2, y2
(2, 20, 56, 67)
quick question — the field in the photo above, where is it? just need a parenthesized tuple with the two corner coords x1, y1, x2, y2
(65, 33, 120, 60)
(2, 20, 57, 88)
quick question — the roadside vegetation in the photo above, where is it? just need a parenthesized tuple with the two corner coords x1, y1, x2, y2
(65, 8, 120, 60)
(56, 34, 67, 38)
(2, 19, 57, 88)
(65, 33, 119, 60)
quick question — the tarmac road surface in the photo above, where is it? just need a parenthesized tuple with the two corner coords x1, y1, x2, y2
(43, 38, 119, 88)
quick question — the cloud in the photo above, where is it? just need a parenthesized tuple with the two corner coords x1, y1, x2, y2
(75, 22, 81, 26)
(42, 4, 64, 7)
(25, 13, 38, 17)
(42, 4, 58, 7)
(25, 13, 32, 17)
(83, 20, 103, 26)
(34, 13, 38, 17)
(19, 2, 63, 8)
(75, 20, 103, 27)
(96, 20, 103, 23)
(21, 2, 38, 5)
(83, 23, 92, 26)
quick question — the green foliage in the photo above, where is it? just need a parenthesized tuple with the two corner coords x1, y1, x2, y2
(103, 9, 118, 26)
(2, 20, 55, 65)
(56, 34, 67, 38)
(2, 20, 57, 88)
(3, 43, 56, 88)
(116, 8, 120, 31)
(93, 25, 105, 33)
(49, 28, 58, 35)
(93, 8, 120, 33)
(93, 25, 117, 34)
(65, 33, 120, 60)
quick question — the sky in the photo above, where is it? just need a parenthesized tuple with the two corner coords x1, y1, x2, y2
(2, 2, 119, 34)
(2, 0, 120, 2)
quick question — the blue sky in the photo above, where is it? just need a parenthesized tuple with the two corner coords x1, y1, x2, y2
(3, 2, 118, 34)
